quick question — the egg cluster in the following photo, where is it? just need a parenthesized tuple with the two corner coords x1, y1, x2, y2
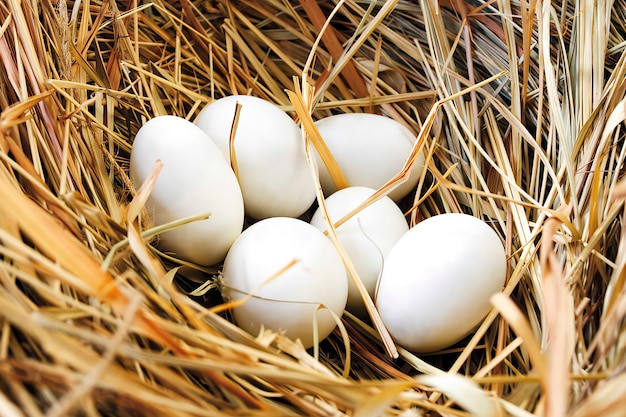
(130, 95, 506, 353)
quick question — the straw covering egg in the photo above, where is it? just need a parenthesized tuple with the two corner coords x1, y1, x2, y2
(130, 115, 244, 266)
(310, 187, 408, 315)
(221, 217, 348, 349)
(314, 113, 424, 201)
(376, 213, 506, 352)
(195, 95, 316, 219)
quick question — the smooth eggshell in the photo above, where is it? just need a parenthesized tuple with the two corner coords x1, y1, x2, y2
(310, 187, 408, 316)
(221, 217, 348, 349)
(314, 113, 425, 202)
(195, 95, 316, 219)
(375, 213, 506, 353)
(130, 115, 244, 266)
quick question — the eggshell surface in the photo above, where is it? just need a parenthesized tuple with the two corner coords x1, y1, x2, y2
(314, 113, 425, 201)
(221, 217, 348, 348)
(195, 95, 316, 219)
(310, 187, 408, 316)
(130, 115, 244, 266)
(375, 213, 506, 353)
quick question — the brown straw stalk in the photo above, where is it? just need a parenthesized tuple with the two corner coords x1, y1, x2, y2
(2, 0, 626, 415)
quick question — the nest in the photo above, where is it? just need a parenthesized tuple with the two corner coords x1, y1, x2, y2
(1, 0, 625, 415)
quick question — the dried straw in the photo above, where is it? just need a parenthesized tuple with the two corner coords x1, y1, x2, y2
(1, 0, 626, 415)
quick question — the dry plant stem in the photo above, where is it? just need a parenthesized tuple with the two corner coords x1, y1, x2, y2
(280, 90, 436, 111)
(124, 160, 164, 224)
(124, 228, 275, 411)
(330, 72, 506, 232)
(368, 35, 383, 113)
(44, 293, 143, 417)
(2, 0, 626, 414)
(0, 169, 129, 310)
(228, 101, 242, 178)
(211, 259, 299, 314)
(101, 212, 211, 272)
(298, 0, 369, 99)
(0, 152, 261, 411)
(491, 292, 548, 388)
(0, 390, 24, 417)
(286, 87, 348, 189)
(0, 90, 55, 130)
(539, 213, 574, 417)
(312, 0, 399, 105)
(290, 81, 398, 359)
(351, 381, 414, 417)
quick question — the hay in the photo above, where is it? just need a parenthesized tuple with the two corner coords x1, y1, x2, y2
(1, 0, 625, 415)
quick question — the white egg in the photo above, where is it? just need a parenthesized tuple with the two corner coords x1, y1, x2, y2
(375, 213, 506, 353)
(130, 115, 244, 266)
(220, 217, 348, 348)
(310, 187, 408, 316)
(195, 95, 316, 219)
(314, 113, 425, 202)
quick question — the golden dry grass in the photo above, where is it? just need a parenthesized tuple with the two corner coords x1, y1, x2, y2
(1, 0, 626, 416)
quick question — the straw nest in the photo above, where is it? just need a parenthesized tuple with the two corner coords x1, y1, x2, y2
(1, 0, 626, 416)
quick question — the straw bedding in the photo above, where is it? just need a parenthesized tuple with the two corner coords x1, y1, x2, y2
(1, 0, 626, 415)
